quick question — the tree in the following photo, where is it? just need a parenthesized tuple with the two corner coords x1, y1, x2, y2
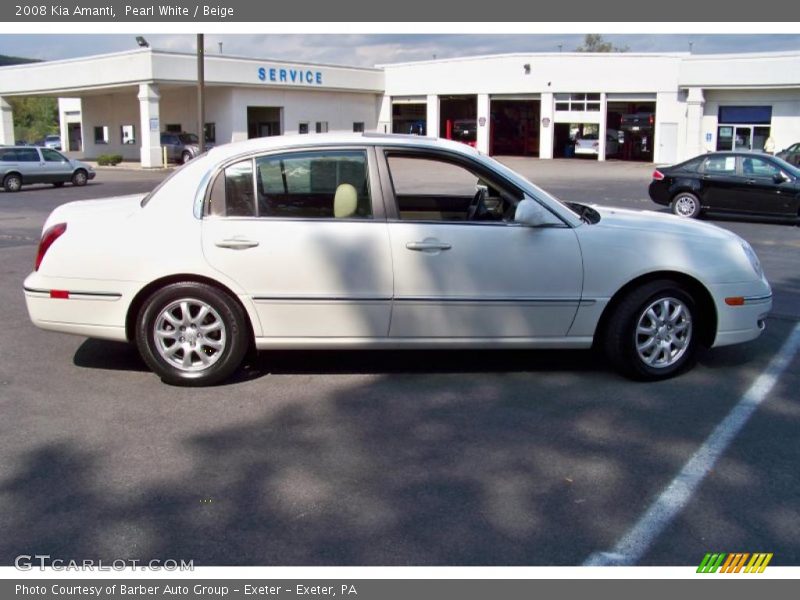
(9, 96, 59, 143)
(575, 34, 629, 53)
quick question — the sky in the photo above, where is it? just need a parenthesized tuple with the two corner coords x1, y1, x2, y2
(0, 34, 799, 67)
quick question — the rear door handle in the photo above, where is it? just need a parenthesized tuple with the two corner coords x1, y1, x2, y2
(406, 240, 452, 252)
(215, 238, 259, 250)
(746, 179, 757, 184)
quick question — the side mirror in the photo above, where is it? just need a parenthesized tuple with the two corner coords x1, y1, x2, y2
(514, 198, 550, 227)
(773, 172, 789, 184)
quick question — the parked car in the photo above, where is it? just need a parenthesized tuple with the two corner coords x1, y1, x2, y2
(24, 134, 771, 386)
(160, 132, 211, 164)
(574, 129, 620, 157)
(649, 151, 800, 221)
(776, 142, 800, 167)
(43, 135, 62, 150)
(1, 146, 95, 192)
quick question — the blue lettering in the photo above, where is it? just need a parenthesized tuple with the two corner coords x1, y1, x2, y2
(279, 69, 287, 82)
(289, 70, 297, 82)
(257, 67, 266, 81)
(305, 70, 313, 83)
(269, 68, 276, 82)
(315, 72, 322, 84)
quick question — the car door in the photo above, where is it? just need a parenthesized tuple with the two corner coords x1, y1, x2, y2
(378, 149, 583, 339)
(40, 148, 74, 183)
(201, 146, 394, 339)
(737, 155, 799, 217)
(698, 154, 742, 212)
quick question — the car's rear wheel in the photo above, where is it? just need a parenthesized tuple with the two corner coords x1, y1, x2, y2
(671, 192, 701, 218)
(3, 173, 22, 192)
(604, 280, 698, 380)
(71, 169, 88, 186)
(181, 151, 192, 165)
(135, 282, 249, 386)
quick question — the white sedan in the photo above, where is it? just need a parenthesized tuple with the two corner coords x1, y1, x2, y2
(24, 134, 772, 386)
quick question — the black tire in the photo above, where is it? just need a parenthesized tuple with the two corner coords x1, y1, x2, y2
(53, 182, 65, 188)
(135, 282, 249, 386)
(181, 151, 192, 165)
(603, 280, 699, 381)
(3, 173, 22, 192)
(71, 169, 88, 186)
(671, 192, 701, 218)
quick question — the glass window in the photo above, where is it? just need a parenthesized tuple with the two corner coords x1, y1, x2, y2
(204, 123, 216, 144)
(254, 150, 371, 219)
(41, 148, 67, 162)
(1, 148, 38, 162)
(315, 121, 329, 133)
(353, 122, 365, 133)
(120, 124, 136, 145)
(742, 156, 781, 178)
(165, 124, 182, 133)
(702, 155, 737, 174)
(208, 159, 256, 217)
(94, 126, 109, 144)
(298, 122, 309, 134)
(386, 154, 517, 223)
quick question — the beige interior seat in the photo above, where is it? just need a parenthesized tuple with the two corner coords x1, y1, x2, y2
(334, 183, 358, 218)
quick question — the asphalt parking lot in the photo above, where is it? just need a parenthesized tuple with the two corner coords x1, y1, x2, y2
(0, 160, 798, 566)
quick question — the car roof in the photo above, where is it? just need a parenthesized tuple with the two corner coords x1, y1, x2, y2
(205, 133, 481, 162)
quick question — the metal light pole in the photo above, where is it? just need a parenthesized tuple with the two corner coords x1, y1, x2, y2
(197, 33, 205, 153)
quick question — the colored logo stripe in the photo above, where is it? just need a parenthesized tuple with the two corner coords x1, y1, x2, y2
(697, 552, 773, 573)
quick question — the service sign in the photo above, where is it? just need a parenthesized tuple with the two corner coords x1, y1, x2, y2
(258, 66, 323, 86)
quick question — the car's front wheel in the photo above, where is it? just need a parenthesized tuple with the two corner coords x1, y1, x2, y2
(71, 169, 88, 186)
(671, 192, 701, 218)
(135, 282, 249, 386)
(604, 280, 698, 380)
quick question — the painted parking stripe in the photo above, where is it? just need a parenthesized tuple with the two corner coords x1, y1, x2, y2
(584, 321, 800, 566)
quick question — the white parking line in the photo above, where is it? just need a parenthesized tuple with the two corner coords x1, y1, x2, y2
(584, 321, 800, 566)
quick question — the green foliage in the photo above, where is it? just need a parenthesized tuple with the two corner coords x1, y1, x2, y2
(9, 96, 59, 143)
(575, 34, 629, 53)
(97, 154, 123, 166)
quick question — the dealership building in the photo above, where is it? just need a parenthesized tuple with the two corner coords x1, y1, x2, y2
(0, 47, 799, 166)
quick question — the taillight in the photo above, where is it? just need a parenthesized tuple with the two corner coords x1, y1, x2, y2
(35, 222, 67, 271)
(652, 169, 665, 181)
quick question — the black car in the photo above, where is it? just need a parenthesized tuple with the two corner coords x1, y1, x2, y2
(776, 142, 800, 167)
(648, 151, 800, 221)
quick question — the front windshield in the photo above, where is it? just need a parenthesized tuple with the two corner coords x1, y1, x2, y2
(179, 134, 199, 144)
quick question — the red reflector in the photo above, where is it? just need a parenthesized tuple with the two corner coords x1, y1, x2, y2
(652, 169, 665, 181)
(725, 297, 745, 306)
(50, 290, 69, 299)
(35, 222, 67, 271)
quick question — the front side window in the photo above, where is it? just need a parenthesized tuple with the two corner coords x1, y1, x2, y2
(255, 150, 371, 219)
(41, 148, 67, 162)
(386, 154, 519, 222)
(742, 156, 781, 178)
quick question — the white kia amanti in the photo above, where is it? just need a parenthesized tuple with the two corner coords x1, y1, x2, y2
(24, 134, 772, 385)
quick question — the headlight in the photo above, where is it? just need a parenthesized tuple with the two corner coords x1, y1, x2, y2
(741, 240, 764, 279)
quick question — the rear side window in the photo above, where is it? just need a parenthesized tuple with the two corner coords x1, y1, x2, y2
(208, 159, 256, 217)
(677, 157, 702, 172)
(702, 155, 736, 175)
(255, 150, 371, 219)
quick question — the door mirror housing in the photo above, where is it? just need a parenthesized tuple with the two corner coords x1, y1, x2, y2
(514, 198, 552, 227)
(773, 172, 789, 184)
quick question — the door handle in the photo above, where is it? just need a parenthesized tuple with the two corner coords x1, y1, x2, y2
(746, 179, 757, 184)
(406, 241, 452, 252)
(215, 238, 259, 250)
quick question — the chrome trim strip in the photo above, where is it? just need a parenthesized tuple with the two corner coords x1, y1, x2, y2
(253, 295, 391, 302)
(251, 295, 593, 305)
(23, 286, 122, 299)
(743, 293, 773, 305)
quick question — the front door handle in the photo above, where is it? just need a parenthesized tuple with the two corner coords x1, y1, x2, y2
(406, 240, 452, 252)
(215, 238, 259, 250)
